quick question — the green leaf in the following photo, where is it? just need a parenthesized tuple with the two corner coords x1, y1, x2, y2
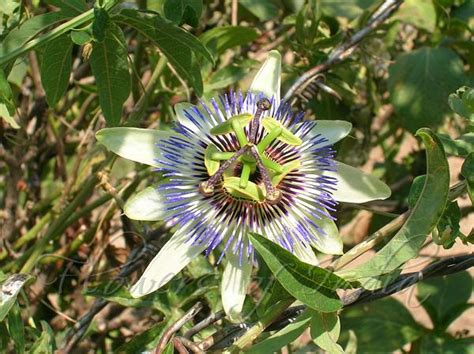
(7, 302, 24, 354)
(200, 26, 259, 55)
(0, 274, 32, 321)
(453, 0, 474, 23)
(163, 0, 202, 27)
(394, 0, 437, 32)
(92, 6, 110, 42)
(0, 11, 72, 61)
(256, 280, 293, 317)
(40, 34, 73, 107)
(83, 280, 171, 314)
(407, 175, 426, 208)
(30, 321, 56, 354)
(45, 0, 88, 16)
(0, 68, 18, 128)
(249, 233, 351, 313)
(434, 201, 462, 249)
(417, 271, 472, 330)
(340, 298, 423, 353)
(0, 322, 8, 352)
(437, 133, 474, 157)
(90, 22, 131, 126)
(344, 330, 357, 354)
(116, 321, 169, 353)
(239, 0, 279, 21)
(310, 310, 343, 353)
(163, 342, 174, 354)
(246, 311, 312, 354)
(419, 334, 474, 354)
(461, 152, 474, 203)
(388, 47, 467, 132)
(320, 0, 373, 19)
(70, 28, 93, 45)
(205, 64, 250, 92)
(448, 86, 474, 121)
(115, 9, 214, 96)
(339, 129, 450, 283)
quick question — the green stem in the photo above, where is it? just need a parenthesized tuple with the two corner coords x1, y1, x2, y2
(20, 174, 100, 273)
(127, 56, 168, 125)
(13, 212, 53, 250)
(226, 298, 294, 353)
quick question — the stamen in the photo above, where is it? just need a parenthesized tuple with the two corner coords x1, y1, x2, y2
(249, 98, 271, 143)
(249, 146, 282, 205)
(199, 145, 249, 196)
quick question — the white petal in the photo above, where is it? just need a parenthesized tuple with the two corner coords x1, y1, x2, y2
(310, 216, 343, 255)
(124, 187, 167, 221)
(96, 127, 179, 167)
(129, 228, 207, 297)
(175, 102, 198, 131)
(297, 120, 352, 145)
(326, 161, 391, 203)
(293, 242, 319, 266)
(249, 50, 281, 102)
(221, 253, 252, 321)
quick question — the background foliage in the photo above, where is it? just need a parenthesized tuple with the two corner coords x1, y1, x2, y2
(0, 0, 473, 352)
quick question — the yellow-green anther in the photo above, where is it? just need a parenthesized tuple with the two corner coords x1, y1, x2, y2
(204, 144, 221, 176)
(271, 160, 301, 186)
(223, 177, 265, 202)
(231, 119, 248, 147)
(211, 152, 234, 160)
(261, 117, 302, 146)
(239, 163, 251, 188)
(257, 126, 282, 153)
(210, 113, 252, 135)
(261, 156, 284, 174)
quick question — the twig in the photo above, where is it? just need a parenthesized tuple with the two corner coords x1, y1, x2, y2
(284, 0, 403, 103)
(177, 336, 204, 354)
(173, 337, 189, 354)
(155, 302, 204, 354)
(226, 298, 295, 352)
(184, 310, 225, 339)
(343, 254, 474, 306)
(231, 0, 238, 26)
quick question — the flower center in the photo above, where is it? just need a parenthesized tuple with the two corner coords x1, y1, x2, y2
(199, 99, 302, 205)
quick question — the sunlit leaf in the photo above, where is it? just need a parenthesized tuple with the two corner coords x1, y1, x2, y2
(249, 233, 350, 313)
(339, 129, 449, 284)
(40, 34, 73, 107)
(388, 47, 466, 132)
(90, 22, 131, 125)
(417, 271, 472, 330)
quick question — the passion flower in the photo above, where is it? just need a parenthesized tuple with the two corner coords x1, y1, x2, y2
(96, 51, 391, 318)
